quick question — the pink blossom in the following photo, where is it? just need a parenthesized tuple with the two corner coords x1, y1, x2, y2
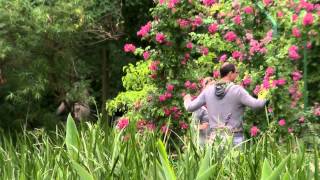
(232, 51, 243, 60)
(202, 0, 215, 6)
(146, 123, 156, 131)
(161, 124, 169, 133)
(288, 45, 300, 60)
(159, 95, 166, 102)
(156, 33, 166, 43)
(263, 0, 273, 6)
(299, 116, 305, 123)
(265, 67, 275, 76)
(165, 92, 172, 99)
(250, 126, 260, 137)
(219, 54, 227, 62)
(201, 47, 209, 56)
(300, 1, 314, 12)
(184, 80, 191, 88)
(149, 61, 160, 71)
(244, 6, 254, 14)
(136, 120, 146, 130)
(263, 79, 270, 89)
(268, 107, 273, 113)
(253, 85, 261, 95)
(278, 119, 286, 126)
(159, 0, 165, 4)
(288, 128, 293, 133)
(276, 78, 286, 86)
(117, 118, 129, 130)
(150, 74, 157, 79)
(179, 121, 189, 129)
(277, 11, 284, 18)
(177, 19, 189, 28)
(171, 106, 179, 112)
(242, 76, 252, 86)
(224, 31, 237, 42)
(213, 70, 220, 78)
(137, 21, 152, 37)
(233, 15, 242, 25)
(168, 0, 180, 9)
(306, 41, 312, 49)
(163, 108, 171, 116)
(292, 27, 301, 38)
(246, 33, 254, 40)
(192, 16, 203, 27)
(314, 106, 320, 116)
(190, 83, 197, 90)
(303, 13, 314, 26)
(208, 23, 218, 34)
(167, 84, 174, 91)
(186, 42, 193, 49)
(143, 51, 150, 60)
(124, 44, 136, 53)
(292, 71, 302, 81)
(292, 14, 299, 22)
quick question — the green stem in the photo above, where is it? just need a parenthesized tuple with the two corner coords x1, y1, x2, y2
(303, 41, 308, 110)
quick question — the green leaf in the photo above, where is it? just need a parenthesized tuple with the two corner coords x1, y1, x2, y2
(66, 114, 80, 161)
(261, 158, 272, 180)
(267, 155, 290, 180)
(71, 160, 94, 180)
(156, 139, 177, 180)
(196, 147, 211, 179)
(196, 164, 216, 180)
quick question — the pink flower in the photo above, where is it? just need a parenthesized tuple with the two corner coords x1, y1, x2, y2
(143, 51, 150, 60)
(253, 85, 261, 95)
(246, 33, 253, 40)
(168, 0, 180, 9)
(190, 83, 197, 90)
(288, 45, 300, 60)
(177, 19, 189, 28)
(306, 41, 312, 49)
(276, 78, 286, 86)
(292, 27, 301, 38)
(288, 128, 293, 133)
(277, 11, 284, 18)
(292, 14, 299, 22)
(149, 61, 160, 71)
(201, 47, 209, 56)
(244, 6, 254, 14)
(117, 118, 129, 130)
(163, 108, 171, 116)
(299, 116, 305, 123)
(219, 54, 227, 62)
(184, 80, 191, 88)
(278, 119, 286, 126)
(265, 67, 275, 76)
(263, 0, 273, 6)
(159, 94, 166, 102)
(224, 31, 237, 42)
(159, 0, 165, 4)
(179, 121, 189, 129)
(232, 51, 243, 60)
(146, 123, 156, 131)
(213, 70, 220, 78)
(263, 79, 270, 89)
(161, 124, 169, 133)
(202, 0, 215, 6)
(314, 107, 320, 116)
(156, 33, 166, 43)
(165, 92, 172, 99)
(171, 106, 179, 112)
(268, 107, 273, 113)
(124, 44, 136, 53)
(242, 76, 252, 86)
(292, 71, 302, 81)
(208, 23, 218, 34)
(192, 16, 203, 27)
(233, 15, 242, 25)
(250, 126, 260, 137)
(137, 21, 152, 37)
(136, 120, 146, 130)
(167, 84, 174, 91)
(303, 13, 314, 26)
(186, 42, 193, 49)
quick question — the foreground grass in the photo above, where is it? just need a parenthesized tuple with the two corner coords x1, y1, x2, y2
(0, 115, 319, 180)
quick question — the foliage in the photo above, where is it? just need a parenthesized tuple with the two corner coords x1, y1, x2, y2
(0, 117, 319, 179)
(111, 0, 320, 138)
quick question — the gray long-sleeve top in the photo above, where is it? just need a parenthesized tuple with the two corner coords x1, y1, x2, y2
(185, 84, 266, 130)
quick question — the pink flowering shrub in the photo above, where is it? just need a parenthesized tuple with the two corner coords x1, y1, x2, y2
(110, 0, 320, 138)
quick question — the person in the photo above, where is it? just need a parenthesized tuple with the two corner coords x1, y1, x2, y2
(184, 63, 267, 146)
(192, 77, 214, 146)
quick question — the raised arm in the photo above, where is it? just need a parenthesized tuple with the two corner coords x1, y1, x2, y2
(238, 86, 266, 109)
(184, 90, 206, 112)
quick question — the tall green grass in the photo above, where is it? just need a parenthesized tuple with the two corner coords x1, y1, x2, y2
(0, 115, 318, 179)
